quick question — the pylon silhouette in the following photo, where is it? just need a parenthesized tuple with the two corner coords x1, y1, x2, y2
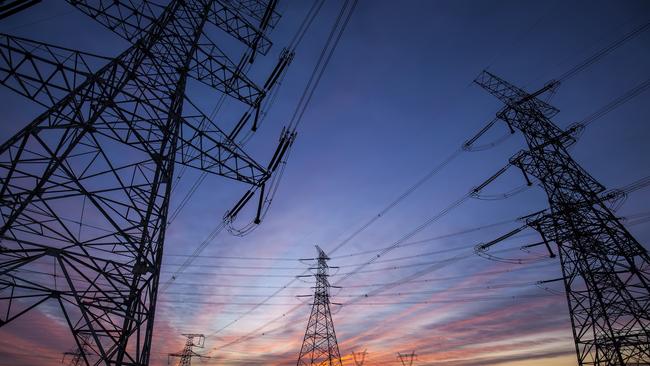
(0, 1, 289, 364)
(472, 70, 650, 365)
(296, 245, 342, 366)
(397, 351, 417, 366)
(62, 335, 90, 366)
(168, 334, 210, 366)
(352, 349, 367, 366)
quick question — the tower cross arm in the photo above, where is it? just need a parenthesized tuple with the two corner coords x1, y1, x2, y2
(67, 0, 273, 55)
(208, 0, 272, 55)
(0, 33, 112, 108)
(474, 70, 559, 118)
(66, 0, 164, 42)
(67, 1, 266, 105)
(191, 33, 265, 106)
(221, 0, 281, 29)
(177, 113, 269, 186)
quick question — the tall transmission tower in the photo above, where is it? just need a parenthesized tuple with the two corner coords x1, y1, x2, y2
(168, 334, 210, 366)
(472, 70, 650, 365)
(352, 349, 367, 366)
(296, 245, 343, 366)
(0, 1, 293, 365)
(397, 351, 417, 366)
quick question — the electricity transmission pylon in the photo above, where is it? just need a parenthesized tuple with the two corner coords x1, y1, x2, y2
(0, 1, 292, 365)
(352, 349, 367, 366)
(397, 351, 416, 366)
(63, 352, 85, 366)
(62, 334, 91, 366)
(472, 70, 650, 365)
(296, 245, 343, 366)
(168, 334, 210, 366)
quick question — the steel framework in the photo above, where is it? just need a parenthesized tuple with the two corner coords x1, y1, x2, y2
(472, 70, 650, 365)
(397, 351, 416, 366)
(63, 334, 92, 365)
(0, 1, 292, 365)
(352, 349, 367, 366)
(168, 334, 209, 366)
(296, 246, 343, 366)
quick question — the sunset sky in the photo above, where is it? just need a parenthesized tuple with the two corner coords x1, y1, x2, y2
(1, 0, 650, 365)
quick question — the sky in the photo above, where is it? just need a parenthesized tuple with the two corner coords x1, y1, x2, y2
(1, 0, 650, 365)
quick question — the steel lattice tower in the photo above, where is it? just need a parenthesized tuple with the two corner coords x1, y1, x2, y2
(63, 334, 92, 366)
(0, 1, 291, 365)
(352, 349, 367, 366)
(397, 351, 416, 366)
(64, 351, 86, 366)
(473, 70, 650, 365)
(296, 245, 343, 366)
(168, 334, 209, 366)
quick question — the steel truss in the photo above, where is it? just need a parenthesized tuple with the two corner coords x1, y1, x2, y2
(473, 70, 650, 365)
(168, 333, 209, 366)
(297, 246, 343, 366)
(397, 351, 416, 366)
(0, 1, 291, 365)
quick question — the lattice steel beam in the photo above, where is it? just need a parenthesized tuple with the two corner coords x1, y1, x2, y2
(474, 70, 650, 366)
(0, 1, 284, 365)
(0, 33, 111, 108)
(296, 246, 343, 366)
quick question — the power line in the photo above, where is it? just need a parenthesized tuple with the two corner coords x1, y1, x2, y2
(158, 294, 555, 307)
(202, 13, 650, 353)
(162, 232, 535, 270)
(155, 281, 539, 299)
(164, 0, 326, 228)
(163, 211, 519, 263)
(206, 104, 646, 347)
(580, 77, 650, 127)
(126, 22, 650, 292)
(558, 19, 650, 82)
(202, 0, 361, 344)
(159, 0, 343, 288)
(204, 133, 648, 349)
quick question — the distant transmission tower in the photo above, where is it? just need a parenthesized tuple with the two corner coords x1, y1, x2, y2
(0, 1, 292, 365)
(352, 349, 367, 366)
(63, 351, 84, 366)
(296, 245, 343, 366)
(63, 341, 90, 366)
(472, 70, 650, 365)
(168, 334, 210, 366)
(397, 351, 417, 366)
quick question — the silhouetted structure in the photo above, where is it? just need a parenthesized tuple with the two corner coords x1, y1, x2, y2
(0, 1, 292, 365)
(297, 246, 343, 366)
(352, 349, 367, 366)
(168, 334, 209, 366)
(397, 351, 417, 366)
(63, 339, 90, 366)
(472, 70, 650, 365)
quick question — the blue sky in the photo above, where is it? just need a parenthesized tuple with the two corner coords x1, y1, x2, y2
(1, 0, 650, 365)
